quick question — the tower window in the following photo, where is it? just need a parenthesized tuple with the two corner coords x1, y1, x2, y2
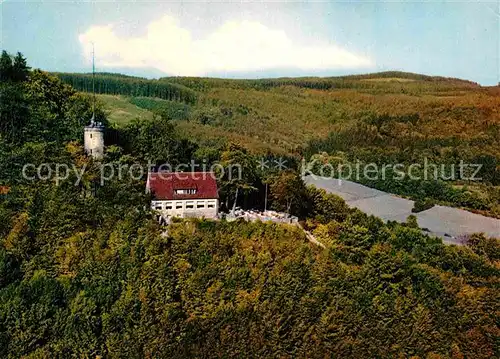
(90, 134, 92, 138)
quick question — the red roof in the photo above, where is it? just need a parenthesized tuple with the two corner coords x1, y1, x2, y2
(147, 172, 219, 200)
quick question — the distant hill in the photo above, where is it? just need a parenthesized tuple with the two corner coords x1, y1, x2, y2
(157, 71, 479, 93)
(338, 70, 479, 84)
(57, 70, 477, 82)
(55, 70, 479, 96)
(61, 70, 495, 157)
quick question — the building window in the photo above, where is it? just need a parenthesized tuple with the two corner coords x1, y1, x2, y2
(186, 204, 194, 209)
(208, 204, 215, 208)
(176, 204, 183, 209)
(197, 203, 205, 209)
(90, 134, 92, 138)
(175, 188, 197, 195)
(155, 205, 162, 210)
(166, 205, 172, 210)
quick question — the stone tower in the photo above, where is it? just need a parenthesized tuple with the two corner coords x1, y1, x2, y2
(84, 120, 105, 159)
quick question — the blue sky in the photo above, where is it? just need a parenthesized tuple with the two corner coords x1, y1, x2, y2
(1, 0, 498, 85)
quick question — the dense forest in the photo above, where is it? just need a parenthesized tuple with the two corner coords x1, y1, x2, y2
(1, 52, 499, 358)
(56, 73, 197, 104)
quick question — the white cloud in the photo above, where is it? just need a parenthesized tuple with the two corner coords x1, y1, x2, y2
(79, 15, 373, 76)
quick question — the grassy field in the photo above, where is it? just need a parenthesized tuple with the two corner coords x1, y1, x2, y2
(98, 94, 153, 126)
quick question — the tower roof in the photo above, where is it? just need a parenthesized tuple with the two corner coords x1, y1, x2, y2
(85, 121, 105, 130)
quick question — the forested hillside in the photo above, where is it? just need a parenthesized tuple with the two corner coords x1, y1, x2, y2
(1, 52, 498, 358)
(56, 70, 500, 217)
(56, 70, 496, 162)
(56, 73, 197, 104)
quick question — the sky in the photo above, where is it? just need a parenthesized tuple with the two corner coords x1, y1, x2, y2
(0, 0, 498, 85)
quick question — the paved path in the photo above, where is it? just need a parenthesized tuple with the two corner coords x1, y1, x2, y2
(304, 176, 500, 244)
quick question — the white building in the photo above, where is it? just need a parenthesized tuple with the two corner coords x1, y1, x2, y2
(146, 172, 219, 220)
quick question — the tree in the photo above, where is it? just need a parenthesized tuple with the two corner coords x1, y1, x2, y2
(0, 51, 30, 142)
(218, 144, 258, 212)
(12, 52, 30, 82)
(123, 116, 179, 165)
(306, 186, 350, 223)
(0, 50, 13, 81)
(412, 198, 435, 213)
(0, 80, 29, 143)
(269, 170, 307, 216)
(65, 92, 107, 140)
(406, 214, 419, 228)
(0, 51, 29, 83)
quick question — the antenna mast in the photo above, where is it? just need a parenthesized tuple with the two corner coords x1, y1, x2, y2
(91, 42, 96, 124)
